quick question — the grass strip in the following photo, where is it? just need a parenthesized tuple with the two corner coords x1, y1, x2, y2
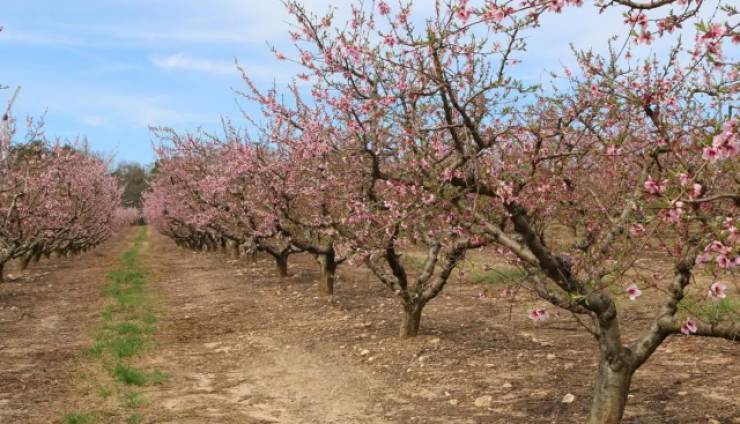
(64, 227, 168, 423)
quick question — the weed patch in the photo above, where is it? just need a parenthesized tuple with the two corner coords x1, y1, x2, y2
(65, 227, 160, 422)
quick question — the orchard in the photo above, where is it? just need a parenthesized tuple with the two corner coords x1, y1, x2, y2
(1, 1, 738, 423)
(0, 89, 136, 282)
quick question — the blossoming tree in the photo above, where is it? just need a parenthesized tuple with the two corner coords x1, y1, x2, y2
(275, 0, 738, 421)
(1, 92, 125, 281)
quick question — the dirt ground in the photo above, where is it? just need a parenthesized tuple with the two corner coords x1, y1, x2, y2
(0, 233, 130, 422)
(1, 228, 738, 423)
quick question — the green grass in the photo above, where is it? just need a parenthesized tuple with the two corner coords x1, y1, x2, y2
(113, 322, 142, 335)
(126, 413, 144, 424)
(84, 341, 105, 359)
(96, 386, 113, 399)
(467, 265, 528, 285)
(682, 296, 740, 323)
(63, 412, 98, 424)
(121, 391, 146, 408)
(112, 364, 148, 386)
(148, 369, 169, 385)
(65, 227, 159, 423)
(109, 334, 145, 358)
(143, 312, 157, 325)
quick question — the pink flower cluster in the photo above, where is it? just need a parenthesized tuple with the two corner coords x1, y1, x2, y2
(703, 119, 738, 162)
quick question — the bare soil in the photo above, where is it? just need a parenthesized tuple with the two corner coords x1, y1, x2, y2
(1, 228, 738, 423)
(0, 233, 130, 422)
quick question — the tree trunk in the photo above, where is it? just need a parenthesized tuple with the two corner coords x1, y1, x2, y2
(275, 254, 289, 277)
(318, 251, 337, 296)
(20, 253, 32, 270)
(225, 240, 239, 259)
(587, 356, 634, 424)
(399, 303, 424, 338)
(0, 262, 4, 283)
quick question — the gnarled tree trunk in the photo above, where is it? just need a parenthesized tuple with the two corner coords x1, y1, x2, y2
(587, 357, 634, 424)
(586, 296, 636, 424)
(318, 250, 337, 296)
(399, 302, 424, 338)
(275, 253, 289, 277)
(225, 239, 239, 259)
(20, 252, 33, 270)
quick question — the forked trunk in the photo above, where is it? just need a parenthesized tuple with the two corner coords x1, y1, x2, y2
(587, 355, 634, 424)
(318, 251, 337, 296)
(275, 254, 289, 277)
(399, 303, 424, 338)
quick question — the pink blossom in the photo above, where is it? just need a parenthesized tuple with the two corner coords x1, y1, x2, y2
(629, 224, 645, 237)
(378, 1, 391, 16)
(681, 318, 698, 335)
(707, 282, 727, 301)
(455, 1, 471, 22)
(691, 183, 702, 198)
(636, 30, 653, 45)
(701, 23, 727, 41)
(708, 241, 730, 255)
(625, 284, 642, 300)
(528, 308, 549, 322)
(716, 254, 731, 269)
(695, 253, 711, 265)
(665, 201, 684, 224)
(643, 176, 667, 195)
(548, 0, 566, 13)
(483, 5, 505, 23)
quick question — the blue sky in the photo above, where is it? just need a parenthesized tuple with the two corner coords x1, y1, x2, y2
(0, 1, 713, 164)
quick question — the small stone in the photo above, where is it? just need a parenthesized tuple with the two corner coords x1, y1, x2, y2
(708, 419, 720, 424)
(360, 349, 370, 356)
(677, 391, 688, 396)
(546, 353, 556, 360)
(429, 337, 441, 345)
(449, 399, 459, 406)
(474, 395, 493, 408)
(502, 382, 513, 389)
(561, 393, 576, 404)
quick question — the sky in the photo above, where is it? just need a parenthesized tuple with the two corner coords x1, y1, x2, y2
(0, 1, 717, 165)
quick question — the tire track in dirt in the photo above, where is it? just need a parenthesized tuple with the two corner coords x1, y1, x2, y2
(0, 230, 133, 423)
(138, 231, 388, 424)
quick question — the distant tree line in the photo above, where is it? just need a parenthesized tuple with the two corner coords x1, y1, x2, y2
(112, 162, 151, 209)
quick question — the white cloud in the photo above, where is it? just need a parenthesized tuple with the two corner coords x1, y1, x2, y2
(150, 53, 237, 76)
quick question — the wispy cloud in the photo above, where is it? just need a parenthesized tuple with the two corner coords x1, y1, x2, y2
(150, 53, 237, 76)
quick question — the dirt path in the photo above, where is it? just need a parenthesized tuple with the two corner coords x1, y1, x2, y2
(1, 229, 738, 423)
(137, 231, 390, 424)
(0, 232, 131, 423)
(137, 231, 740, 424)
